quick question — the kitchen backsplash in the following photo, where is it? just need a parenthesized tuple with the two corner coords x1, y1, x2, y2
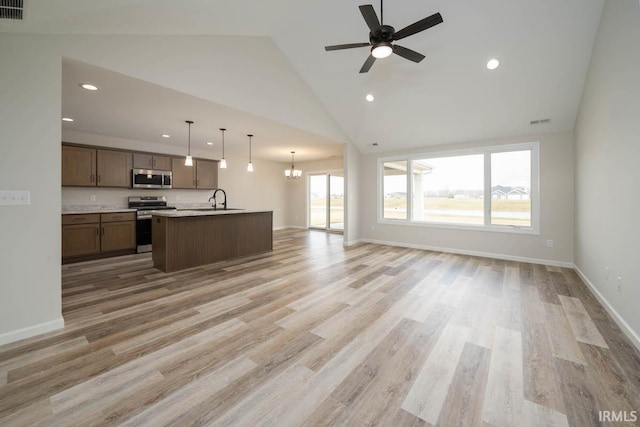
(62, 187, 215, 208)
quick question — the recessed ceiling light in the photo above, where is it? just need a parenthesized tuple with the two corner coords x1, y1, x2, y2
(80, 83, 98, 91)
(365, 94, 375, 102)
(161, 134, 170, 138)
(62, 117, 74, 122)
(206, 141, 213, 145)
(487, 58, 500, 70)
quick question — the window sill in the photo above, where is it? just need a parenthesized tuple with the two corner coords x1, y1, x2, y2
(377, 219, 540, 235)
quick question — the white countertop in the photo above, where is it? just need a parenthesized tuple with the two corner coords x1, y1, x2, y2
(62, 206, 135, 214)
(153, 209, 271, 217)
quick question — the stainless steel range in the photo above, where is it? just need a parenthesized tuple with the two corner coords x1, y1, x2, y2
(128, 196, 176, 253)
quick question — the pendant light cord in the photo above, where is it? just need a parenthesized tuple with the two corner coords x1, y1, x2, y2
(185, 120, 193, 155)
(220, 128, 226, 158)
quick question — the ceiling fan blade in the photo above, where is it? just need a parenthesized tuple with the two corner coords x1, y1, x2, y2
(359, 54, 376, 73)
(393, 45, 425, 63)
(392, 12, 443, 41)
(359, 5, 381, 33)
(325, 43, 371, 51)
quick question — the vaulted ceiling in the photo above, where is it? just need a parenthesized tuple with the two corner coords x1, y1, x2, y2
(0, 0, 605, 160)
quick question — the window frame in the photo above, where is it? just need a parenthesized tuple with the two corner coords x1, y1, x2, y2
(377, 142, 540, 235)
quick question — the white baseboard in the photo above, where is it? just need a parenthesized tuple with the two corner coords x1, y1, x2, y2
(0, 317, 65, 347)
(274, 225, 306, 231)
(361, 238, 574, 268)
(344, 239, 364, 247)
(574, 266, 640, 352)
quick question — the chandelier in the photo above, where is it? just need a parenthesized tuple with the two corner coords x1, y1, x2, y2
(285, 151, 302, 179)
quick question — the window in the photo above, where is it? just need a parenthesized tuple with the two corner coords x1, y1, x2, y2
(491, 150, 531, 227)
(378, 142, 539, 233)
(412, 155, 484, 225)
(382, 161, 408, 220)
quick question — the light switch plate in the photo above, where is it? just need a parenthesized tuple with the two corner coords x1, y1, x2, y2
(0, 190, 30, 206)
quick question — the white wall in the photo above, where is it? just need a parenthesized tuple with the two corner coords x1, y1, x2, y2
(345, 142, 362, 245)
(574, 0, 640, 343)
(287, 157, 344, 229)
(62, 131, 290, 228)
(360, 131, 575, 266)
(0, 37, 64, 344)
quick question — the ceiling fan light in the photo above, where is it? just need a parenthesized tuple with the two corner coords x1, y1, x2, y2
(372, 42, 393, 59)
(487, 58, 500, 70)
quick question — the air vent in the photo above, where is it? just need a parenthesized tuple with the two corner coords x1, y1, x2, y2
(530, 118, 551, 125)
(0, 0, 24, 20)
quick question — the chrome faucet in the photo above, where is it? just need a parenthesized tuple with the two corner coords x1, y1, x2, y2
(208, 188, 227, 210)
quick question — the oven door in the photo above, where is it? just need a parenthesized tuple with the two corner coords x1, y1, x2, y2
(132, 169, 163, 189)
(136, 217, 153, 253)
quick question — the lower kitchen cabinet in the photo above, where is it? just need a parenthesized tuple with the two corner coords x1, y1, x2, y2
(101, 220, 136, 252)
(62, 212, 136, 263)
(62, 223, 101, 257)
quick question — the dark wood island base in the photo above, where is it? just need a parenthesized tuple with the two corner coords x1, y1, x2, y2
(152, 210, 273, 272)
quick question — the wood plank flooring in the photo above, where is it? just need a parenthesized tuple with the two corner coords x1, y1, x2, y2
(1, 229, 639, 426)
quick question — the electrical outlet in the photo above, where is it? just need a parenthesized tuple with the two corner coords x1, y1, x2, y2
(370, 225, 375, 231)
(90, 194, 96, 202)
(617, 276, 622, 293)
(546, 239, 554, 248)
(0, 190, 30, 206)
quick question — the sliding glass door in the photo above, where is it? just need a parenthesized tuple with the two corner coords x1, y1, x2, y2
(308, 172, 344, 232)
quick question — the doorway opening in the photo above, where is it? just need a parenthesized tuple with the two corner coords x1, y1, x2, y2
(308, 172, 344, 232)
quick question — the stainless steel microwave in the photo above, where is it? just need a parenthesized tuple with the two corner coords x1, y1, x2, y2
(132, 169, 172, 189)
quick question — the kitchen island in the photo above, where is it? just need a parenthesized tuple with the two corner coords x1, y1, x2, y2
(151, 209, 273, 272)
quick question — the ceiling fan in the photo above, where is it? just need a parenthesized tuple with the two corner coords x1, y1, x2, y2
(324, 0, 443, 73)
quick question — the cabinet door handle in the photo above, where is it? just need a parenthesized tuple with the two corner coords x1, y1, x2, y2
(96, 228, 99, 236)
(90, 174, 95, 183)
(97, 175, 101, 183)
(101, 227, 104, 235)
(153, 159, 156, 167)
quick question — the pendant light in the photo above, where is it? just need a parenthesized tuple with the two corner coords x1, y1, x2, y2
(219, 128, 227, 169)
(285, 151, 302, 179)
(184, 120, 194, 166)
(247, 134, 254, 172)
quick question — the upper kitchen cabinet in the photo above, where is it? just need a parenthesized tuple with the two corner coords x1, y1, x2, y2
(62, 145, 97, 186)
(196, 159, 219, 189)
(133, 153, 171, 171)
(172, 157, 197, 189)
(171, 158, 219, 189)
(62, 144, 132, 188)
(96, 149, 132, 187)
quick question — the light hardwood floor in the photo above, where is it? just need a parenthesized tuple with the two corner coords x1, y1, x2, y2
(0, 229, 639, 426)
